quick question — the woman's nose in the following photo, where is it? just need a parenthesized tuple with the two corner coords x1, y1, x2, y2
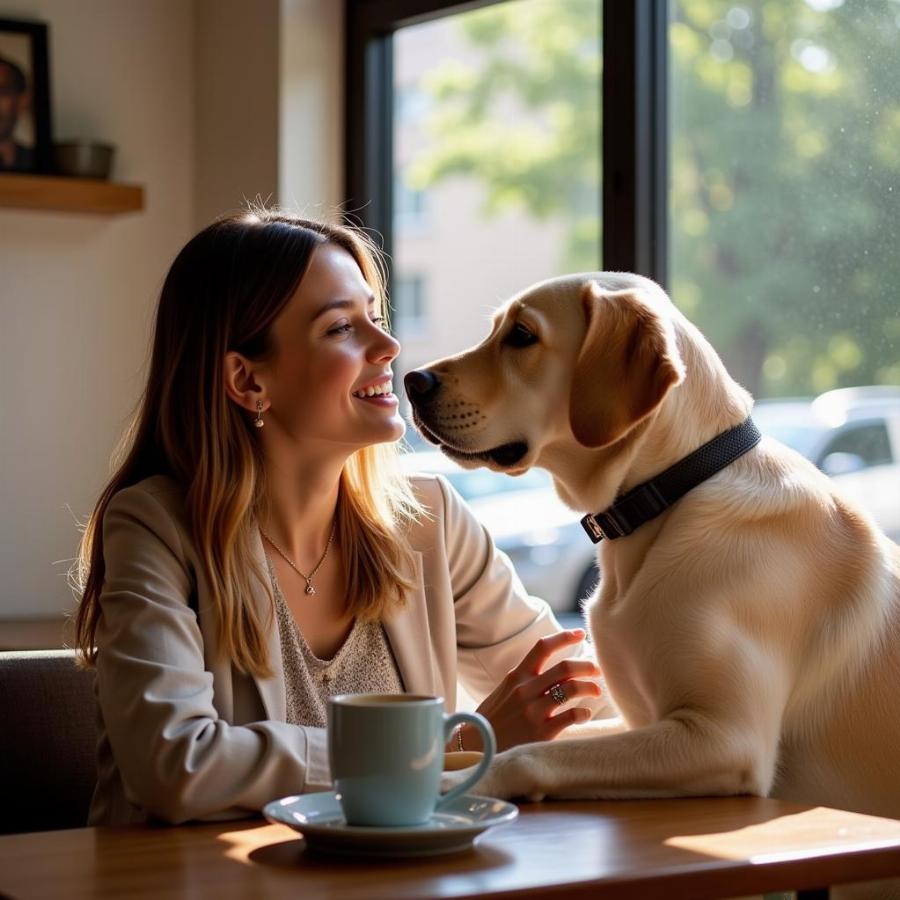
(368, 323, 401, 362)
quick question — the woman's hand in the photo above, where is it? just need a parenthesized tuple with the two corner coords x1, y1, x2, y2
(461, 629, 603, 753)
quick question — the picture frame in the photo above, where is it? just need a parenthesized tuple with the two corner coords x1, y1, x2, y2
(0, 18, 52, 174)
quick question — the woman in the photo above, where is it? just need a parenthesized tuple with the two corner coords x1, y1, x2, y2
(74, 211, 608, 826)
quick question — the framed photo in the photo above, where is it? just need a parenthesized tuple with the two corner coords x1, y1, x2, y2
(0, 18, 52, 174)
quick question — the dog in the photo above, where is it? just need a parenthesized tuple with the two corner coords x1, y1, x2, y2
(405, 273, 900, 827)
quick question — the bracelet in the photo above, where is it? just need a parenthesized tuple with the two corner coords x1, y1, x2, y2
(456, 724, 465, 752)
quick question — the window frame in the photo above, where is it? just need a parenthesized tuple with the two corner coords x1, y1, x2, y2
(344, 0, 669, 288)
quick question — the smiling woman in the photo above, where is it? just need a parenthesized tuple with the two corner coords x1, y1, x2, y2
(70, 209, 611, 827)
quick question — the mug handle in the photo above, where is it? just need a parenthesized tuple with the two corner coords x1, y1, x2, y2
(438, 711, 496, 808)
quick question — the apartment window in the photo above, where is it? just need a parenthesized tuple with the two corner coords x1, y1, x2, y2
(393, 168, 429, 229)
(392, 273, 429, 336)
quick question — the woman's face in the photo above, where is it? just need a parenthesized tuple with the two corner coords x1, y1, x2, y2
(260, 242, 404, 450)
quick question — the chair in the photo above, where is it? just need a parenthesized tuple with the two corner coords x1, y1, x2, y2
(0, 649, 97, 834)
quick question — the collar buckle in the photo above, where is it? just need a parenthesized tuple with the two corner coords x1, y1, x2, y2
(579, 416, 762, 544)
(580, 514, 606, 543)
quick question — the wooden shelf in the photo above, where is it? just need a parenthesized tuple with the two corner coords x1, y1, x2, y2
(0, 172, 144, 215)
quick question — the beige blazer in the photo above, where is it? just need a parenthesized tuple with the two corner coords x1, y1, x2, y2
(89, 473, 610, 826)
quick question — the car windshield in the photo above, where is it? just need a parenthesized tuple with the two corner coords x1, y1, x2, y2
(442, 468, 549, 502)
(756, 422, 825, 460)
(752, 401, 827, 461)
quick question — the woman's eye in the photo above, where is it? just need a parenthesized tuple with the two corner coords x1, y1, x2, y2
(327, 316, 389, 337)
(504, 322, 538, 348)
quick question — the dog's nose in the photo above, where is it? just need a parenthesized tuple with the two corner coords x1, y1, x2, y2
(404, 369, 440, 403)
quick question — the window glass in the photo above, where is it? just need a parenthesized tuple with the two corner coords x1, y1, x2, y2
(670, 0, 900, 400)
(392, 0, 603, 380)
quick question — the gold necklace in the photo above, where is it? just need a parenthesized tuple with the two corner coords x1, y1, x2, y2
(260, 519, 337, 595)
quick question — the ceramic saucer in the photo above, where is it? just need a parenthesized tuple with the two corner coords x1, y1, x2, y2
(263, 791, 518, 857)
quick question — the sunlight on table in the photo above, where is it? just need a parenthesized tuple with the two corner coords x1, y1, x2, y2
(665, 807, 900, 863)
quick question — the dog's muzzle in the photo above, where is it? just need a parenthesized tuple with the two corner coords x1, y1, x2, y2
(404, 367, 449, 448)
(404, 368, 529, 468)
(404, 369, 441, 405)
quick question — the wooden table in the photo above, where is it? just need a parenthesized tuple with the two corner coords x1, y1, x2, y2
(2, 796, 900, 899)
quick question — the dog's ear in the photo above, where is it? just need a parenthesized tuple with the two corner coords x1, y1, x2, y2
(569, 283, 684, 448)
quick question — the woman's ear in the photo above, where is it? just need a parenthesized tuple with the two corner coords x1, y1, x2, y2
(568, 283, 684, 448)
(223, 351, 267, 414)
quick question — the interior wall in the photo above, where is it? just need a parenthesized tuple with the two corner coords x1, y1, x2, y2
(279, 0, 344, 220)
(194, 0, 280, 228)
(0, 0, 196, 623)
(0, 0, 344, 633)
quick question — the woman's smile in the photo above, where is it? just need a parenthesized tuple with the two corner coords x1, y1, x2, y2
(353, 390, 398, 407)
(351, 375, 398, 407)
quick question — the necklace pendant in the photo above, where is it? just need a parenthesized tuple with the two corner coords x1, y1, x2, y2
(305, 582, 316, 595)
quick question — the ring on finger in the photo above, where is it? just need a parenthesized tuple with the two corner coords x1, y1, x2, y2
(548, 682, 567, 705)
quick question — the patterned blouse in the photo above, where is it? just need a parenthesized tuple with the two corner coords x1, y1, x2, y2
(267, 559, 404, 727)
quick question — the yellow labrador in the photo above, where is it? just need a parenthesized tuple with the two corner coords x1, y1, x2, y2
(405, 273, 900, 823)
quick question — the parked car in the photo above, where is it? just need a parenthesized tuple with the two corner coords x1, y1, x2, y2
(400, 384, 900, 611)
(399, 450, 599, 614)
(753, 386, 900, 541)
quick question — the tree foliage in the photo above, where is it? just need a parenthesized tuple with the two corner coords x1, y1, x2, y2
(411, 0, 900, 396)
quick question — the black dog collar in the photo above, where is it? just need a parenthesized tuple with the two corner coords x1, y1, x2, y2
(580, 416, 762, 543)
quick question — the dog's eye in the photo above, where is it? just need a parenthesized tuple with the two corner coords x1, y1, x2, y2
(504, 323, 538, 348)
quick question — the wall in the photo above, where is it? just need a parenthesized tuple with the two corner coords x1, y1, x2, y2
(0, 0, 343, 630)
(279, 0, 344, 219)
(0, 0, 196, 624)
(194, 0, 280, 227)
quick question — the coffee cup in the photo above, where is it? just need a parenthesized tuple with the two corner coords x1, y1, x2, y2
(327, 693, 495, 827)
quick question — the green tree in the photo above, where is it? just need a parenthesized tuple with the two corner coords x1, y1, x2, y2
(411, 0, 900, 397)
(410, 0, 601, 273)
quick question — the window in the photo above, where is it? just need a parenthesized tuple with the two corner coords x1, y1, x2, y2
(670, 0, 900, 400)
(348, 0, 896, 400)
(349, 0, 604, 378)
(346, 0, 899, 581)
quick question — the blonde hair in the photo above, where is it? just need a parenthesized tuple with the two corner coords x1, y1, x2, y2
(74, 211, 424, 678)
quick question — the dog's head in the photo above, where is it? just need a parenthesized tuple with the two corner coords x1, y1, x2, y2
(404, 274, 686, 474)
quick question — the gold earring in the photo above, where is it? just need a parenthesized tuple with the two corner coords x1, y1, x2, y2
(254, 400, 264, 428)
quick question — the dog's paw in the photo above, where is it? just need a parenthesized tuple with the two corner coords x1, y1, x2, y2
(492, 748, 560, 801)
(441, 762, 509, 800)
(440, 768, 470, 796)
(441, 749, 544, 801)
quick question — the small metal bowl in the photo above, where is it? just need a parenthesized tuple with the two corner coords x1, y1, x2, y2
(53, 141, 116, 179)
